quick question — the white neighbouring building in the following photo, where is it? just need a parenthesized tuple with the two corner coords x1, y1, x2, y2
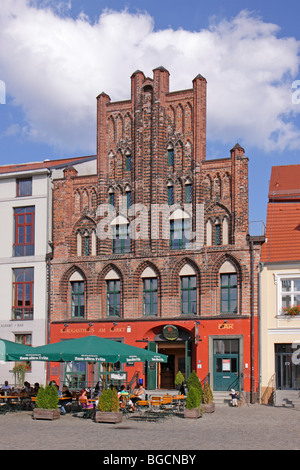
(0, 155, 96, 387)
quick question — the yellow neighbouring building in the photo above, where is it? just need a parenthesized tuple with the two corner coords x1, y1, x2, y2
(260, 165, 300, 407)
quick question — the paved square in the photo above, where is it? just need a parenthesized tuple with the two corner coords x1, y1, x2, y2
(0, 404, 299, 451)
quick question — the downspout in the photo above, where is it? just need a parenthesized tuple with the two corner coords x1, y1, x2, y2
(45, 169, 53, 383)
(258, 261, 264, 404)
(247, 235, 255, 403)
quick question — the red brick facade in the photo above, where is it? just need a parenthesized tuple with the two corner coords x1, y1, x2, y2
(50, 67, 261, 396)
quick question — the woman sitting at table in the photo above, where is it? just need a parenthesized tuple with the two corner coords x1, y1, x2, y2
(131, 383, 145, 408)
(79, 388, 94, 409)
(118, 385, 135, 412)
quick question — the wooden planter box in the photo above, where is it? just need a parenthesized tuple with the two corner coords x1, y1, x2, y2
(33, 408, 60, 420)
(184, 407, 202, 419)
(94, 411, 123, 424)
(202, 403, 215, 413)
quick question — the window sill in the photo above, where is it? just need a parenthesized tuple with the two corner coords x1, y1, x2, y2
(277, 314, 300, 319)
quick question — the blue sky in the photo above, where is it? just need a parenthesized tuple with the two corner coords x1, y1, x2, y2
(1, 0, 300, 228)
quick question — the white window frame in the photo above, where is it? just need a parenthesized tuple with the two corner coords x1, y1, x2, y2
(275, 273, 300, 316)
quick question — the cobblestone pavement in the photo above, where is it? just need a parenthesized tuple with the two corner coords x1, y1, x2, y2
(0, 404, 299, 451)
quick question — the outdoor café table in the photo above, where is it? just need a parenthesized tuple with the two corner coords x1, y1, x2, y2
(0, 395, 22, 411)
(172, 395, 186, 411)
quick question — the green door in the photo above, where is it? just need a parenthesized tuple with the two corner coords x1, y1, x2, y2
(146, 341, 157, 390)
(213, 339, 239, 391)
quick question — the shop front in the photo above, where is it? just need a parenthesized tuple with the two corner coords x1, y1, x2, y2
(48, 320, 196, 390)
(48, 316, 256, 394)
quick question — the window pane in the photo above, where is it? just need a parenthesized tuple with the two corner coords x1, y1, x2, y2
(282, 296, 291, 308)
(216, 358, 222, 372)
(182, 290, 189, 302)
(215, 224, 221, 245)
(191, 300, 197, 314)
(294, 279, 300, 292)
(230, 287, 237, 301)
(107, 281, 114, 292)
(182, 302, 189, 314)
(221, 290, 228, 302)
(127, 191, 131, 209)
(168, 149, 174, 165)
(185, 184, 192, 203)
(126, 155, 131, 171)
(17, 178, 32, 196)
(230, 340, 239, 354)
(231, 358, 237, 373)
(282, 279, 291, 292)
(214, 340, 224, 354)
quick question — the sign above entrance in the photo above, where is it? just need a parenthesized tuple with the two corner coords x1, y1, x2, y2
(162, 325, 179, 341)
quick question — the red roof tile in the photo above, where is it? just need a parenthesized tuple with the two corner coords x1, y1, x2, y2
(268, 164, 300, 200)
(0, 155, 96, 175)
(261, 202, 300, 262)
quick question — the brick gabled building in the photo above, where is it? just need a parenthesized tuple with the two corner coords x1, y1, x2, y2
(50, 67, 262, 397)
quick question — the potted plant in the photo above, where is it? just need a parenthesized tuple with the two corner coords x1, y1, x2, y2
(282, 305, 300, 316)
(13, 363, 29, 387)
(33, 384, 60, 420)
(187, 370, 203, 402)
(95, 387, 123, 423)
(174, 370, 185, 391)
(202, 383, 215, 413)
(184, 386, 203, 418)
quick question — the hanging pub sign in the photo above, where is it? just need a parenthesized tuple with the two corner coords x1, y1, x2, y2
(162, 325, 179, 341)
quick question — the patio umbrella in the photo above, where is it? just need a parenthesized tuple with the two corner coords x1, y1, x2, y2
(16, 335, 168, 364)
(0, 338, 34, 362)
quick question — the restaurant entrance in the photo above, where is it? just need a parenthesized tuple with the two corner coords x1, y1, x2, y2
(158, 343, 186, 389)
(146, 325, 192, 390)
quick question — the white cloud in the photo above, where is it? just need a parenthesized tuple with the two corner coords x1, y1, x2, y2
(0, 1, 299, 154)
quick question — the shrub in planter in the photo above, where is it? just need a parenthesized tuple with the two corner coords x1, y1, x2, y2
(184, 386, 202, 419)
(33, 385, 60, 420)
(175, 371, 185, 390)
(202, 383, 215, 413)
(95, 387, 122, 423)
(187, 371, 203, 402)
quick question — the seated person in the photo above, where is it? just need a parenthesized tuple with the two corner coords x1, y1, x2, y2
(118, 385, 134, 412)
(131, 383, 146, 407)
(33, 383, 40, 396)
(60, 385, 72, 414)
(79, 388, 94, 409)
(1, 381, 11, 394)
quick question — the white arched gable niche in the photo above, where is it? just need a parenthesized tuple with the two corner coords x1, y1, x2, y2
(141, 266, 157, 278)
(219, 260, 236, 274)
(179, 264, 196, 276)
(105, 269, 120, 280)
(169, 208, 190, 220)
(70, 271, 84, 282)
(110, 215, 129, 226)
